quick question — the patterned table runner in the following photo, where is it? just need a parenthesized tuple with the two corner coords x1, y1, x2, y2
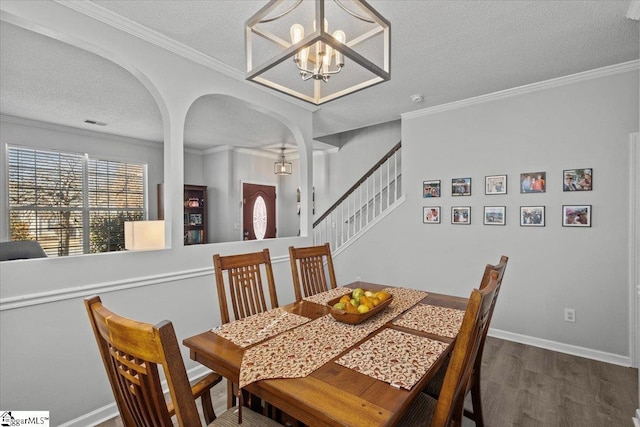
(211, 308, 310, 347)
(392, 304, 465, 338)
(239, 287, 428, 388)
(335, 328, 448, 390)
(302, 287, 352, 305)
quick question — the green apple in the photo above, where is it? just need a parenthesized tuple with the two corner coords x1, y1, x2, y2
(333, 302, 346, 311)
(352, 288, 365, 299)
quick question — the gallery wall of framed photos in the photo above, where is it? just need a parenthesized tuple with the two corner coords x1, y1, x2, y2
(422, 168, 592, 227)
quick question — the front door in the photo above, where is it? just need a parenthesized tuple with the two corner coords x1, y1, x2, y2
(242, 183, 276, 240)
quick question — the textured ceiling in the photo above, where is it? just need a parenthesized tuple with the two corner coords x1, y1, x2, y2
(1, 1, 638, 151)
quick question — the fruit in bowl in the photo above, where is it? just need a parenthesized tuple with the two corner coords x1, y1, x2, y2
(329, 288, 393, 324)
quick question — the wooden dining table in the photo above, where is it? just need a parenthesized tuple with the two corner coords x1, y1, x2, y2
(183, 281, 468, 427)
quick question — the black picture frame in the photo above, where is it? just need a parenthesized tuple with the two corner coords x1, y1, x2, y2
(423, 206, 441, 224)
(485, 175, 507, 195)
(562, 205, 591, 227)
(520, 206, 545, 226)
(563, 168, 592, 191)
(484, 206, 506, 225)
(423, 180, 441, 198)
(451, 206, 471, 225)
(520, 172, 546, 193)
(452, 177, 471, 196)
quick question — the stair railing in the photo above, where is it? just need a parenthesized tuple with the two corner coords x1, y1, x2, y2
(313, 142, 402, 251)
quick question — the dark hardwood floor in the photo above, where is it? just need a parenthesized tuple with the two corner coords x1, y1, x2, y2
(464, 337, 638, 427)
(97, 337, 638, 427)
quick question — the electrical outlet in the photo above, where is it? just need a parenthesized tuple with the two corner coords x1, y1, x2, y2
(355, 275, 361, 281)
(564, 308, 576, 322)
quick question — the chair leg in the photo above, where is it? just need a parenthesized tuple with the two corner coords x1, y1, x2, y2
(468, 379, 484, 427)
(200, 392, 216, 423)
(226, 379, 237, 409)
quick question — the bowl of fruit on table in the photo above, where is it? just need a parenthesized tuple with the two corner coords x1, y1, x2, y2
(327, 288, 393, 324)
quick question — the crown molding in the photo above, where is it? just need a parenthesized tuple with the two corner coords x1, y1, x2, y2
(54, 0, 318, 113)
(402, 60, 640, 120)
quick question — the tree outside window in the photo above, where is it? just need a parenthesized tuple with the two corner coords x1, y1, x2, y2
(8, 146, 146, 257)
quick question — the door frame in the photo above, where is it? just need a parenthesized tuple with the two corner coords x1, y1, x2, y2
(239, 179, 280, 240)
(629, 133, 639, 421)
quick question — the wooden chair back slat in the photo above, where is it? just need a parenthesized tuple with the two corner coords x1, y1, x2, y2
(213, 249, 278, 324)
(476, 255, 508, 369)
(289, 243, 338, 302)
(431, 271, 500, 427)
(84, 296, 202, 427)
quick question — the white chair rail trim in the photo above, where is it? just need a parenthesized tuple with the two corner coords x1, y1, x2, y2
(0, 254, 289, 311)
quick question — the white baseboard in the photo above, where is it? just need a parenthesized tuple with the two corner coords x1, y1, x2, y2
(58, 365, 212, 427)
(489, 328, 632, 367)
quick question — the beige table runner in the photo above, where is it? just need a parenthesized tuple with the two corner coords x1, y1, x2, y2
(302, 286, 352, 305)
(211, 308, 310, 347)
(335, 328, 448, 390)
(392, 304, 465, 338)
(239, 287, 428, 388)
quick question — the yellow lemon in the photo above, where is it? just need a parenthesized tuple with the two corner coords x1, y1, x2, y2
(357, 304, 370, 314)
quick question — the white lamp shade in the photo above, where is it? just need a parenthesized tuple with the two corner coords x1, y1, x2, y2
(124, 220, 165, 250)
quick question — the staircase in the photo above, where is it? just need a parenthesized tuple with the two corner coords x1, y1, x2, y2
(313, 142, 404, 253)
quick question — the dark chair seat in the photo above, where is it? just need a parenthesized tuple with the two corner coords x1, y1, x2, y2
(0, 240, 47, 261)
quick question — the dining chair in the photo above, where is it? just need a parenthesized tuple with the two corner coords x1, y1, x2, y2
(84, 295, 281, 427)
(213, 248, 279, 324)
(423, 256, 508, 426)
(288, 243, 338, 302)
(213, 248, 279, 408)
(398, 271, 500, 427)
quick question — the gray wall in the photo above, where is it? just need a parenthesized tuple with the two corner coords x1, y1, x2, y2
(330, 68, 638, 360)
(313, 120, 401, 220)
(0, 117, 165, 238)
(0, 3, 315, 425)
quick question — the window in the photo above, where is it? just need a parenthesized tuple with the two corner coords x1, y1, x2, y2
(8, 146, 146, 257)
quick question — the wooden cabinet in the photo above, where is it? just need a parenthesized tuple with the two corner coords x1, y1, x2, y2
(157, 184, 208, 245)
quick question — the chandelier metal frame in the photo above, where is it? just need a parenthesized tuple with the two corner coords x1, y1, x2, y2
(245, 0, 390, 105)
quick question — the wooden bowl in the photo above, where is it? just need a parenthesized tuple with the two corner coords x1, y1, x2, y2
(327, 293, 393, 325)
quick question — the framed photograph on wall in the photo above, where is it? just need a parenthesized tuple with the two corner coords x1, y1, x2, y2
(483, 206, 506, 225)
(485, 175, 507, 195)
(520, 206, 545, 226)
(423, 180, 441, 198)
(520, 172, 546, 193)
(451, 206, 471, 224)
(451, 177, 471, 196)
(562, 205, 591, 227)
(563, 168, 592, 191)
(423, 206, 441, 224)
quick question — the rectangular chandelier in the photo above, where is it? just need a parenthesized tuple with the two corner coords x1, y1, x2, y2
(246, 0, 390, 105)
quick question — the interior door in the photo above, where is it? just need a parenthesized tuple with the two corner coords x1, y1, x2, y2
(242, 183, 276, 240)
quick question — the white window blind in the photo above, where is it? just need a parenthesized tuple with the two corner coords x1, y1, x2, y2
(8, 146, 146, 257)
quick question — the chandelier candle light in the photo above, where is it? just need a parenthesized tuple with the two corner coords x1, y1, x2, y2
(246, 0, 390, 105)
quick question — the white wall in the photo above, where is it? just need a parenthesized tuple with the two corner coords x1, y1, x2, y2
(187, 149, 301, 242)
(0, 117, 165, 239)
(312, 120, 401, 219)
(0, 2, 315, 425)
(331, 67, 639, 363)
